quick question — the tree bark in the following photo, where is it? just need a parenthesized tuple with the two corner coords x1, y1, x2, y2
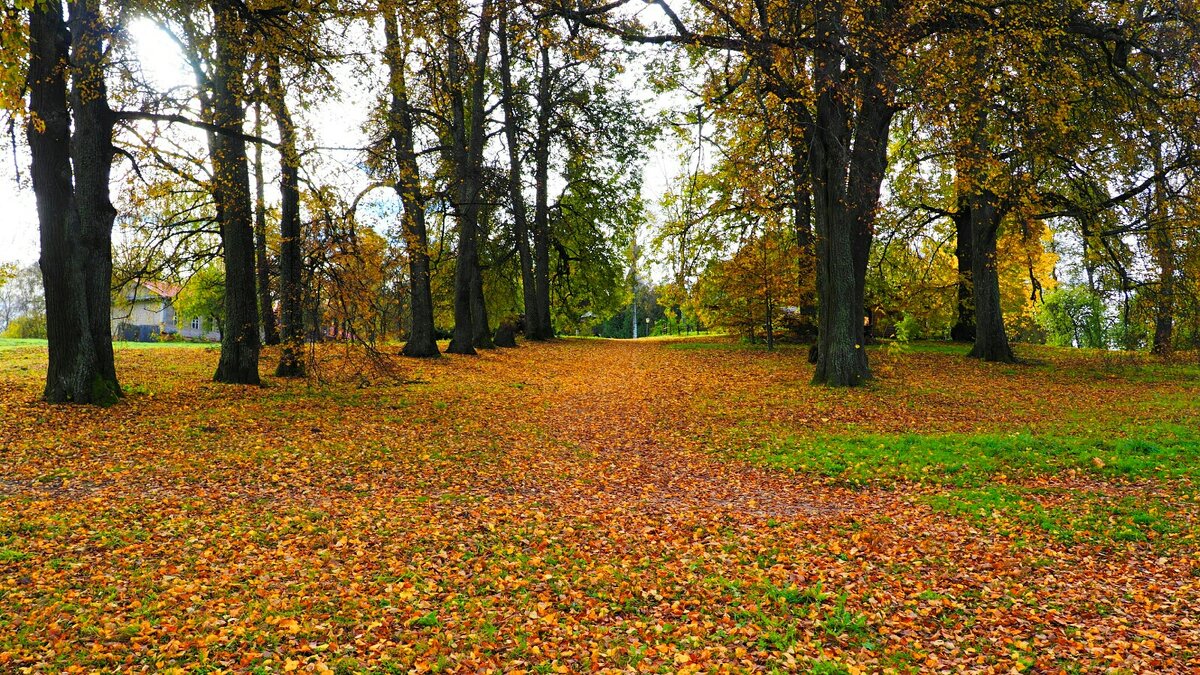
(383, 11, 439, 358)
(470, 206, 494, 349)
(808, 0, 885, 387)
(210, 0, 262, 384)
(28, 0, 120, 404)
(498, 6, 540, 337)
(846, 54, 895, 377)
(446, 0, 494, 354)
(264, 55, 306, 376)
(966, 192, 1014, 362)
(950, 205, 976, 342)
(68, 0, 121, 399)
(253, 101, 279, 346)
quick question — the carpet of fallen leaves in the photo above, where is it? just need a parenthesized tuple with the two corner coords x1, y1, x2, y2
(1, 338, 1198, 674)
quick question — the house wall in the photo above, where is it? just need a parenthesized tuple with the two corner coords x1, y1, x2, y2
(111, 297, 197, 341)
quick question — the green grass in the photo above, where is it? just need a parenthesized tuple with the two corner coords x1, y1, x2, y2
(0, 338, 215, 351)
(809, 659, 851, 674)
(739, 425, 1200, 486)
(0, 338, 46, 351)
(926, 486, 1190, 546)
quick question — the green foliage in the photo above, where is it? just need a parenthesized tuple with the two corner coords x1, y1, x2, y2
(550, 158, 646, 334)
(809, 660, 852, 675)
(895, 314, 921, 342)
(1039, 286, 1107, 349)
(176, 264, 225, 335)
(2, 314, 47, 339)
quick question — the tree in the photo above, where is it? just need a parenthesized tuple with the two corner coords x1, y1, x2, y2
(430, 0, 495, 354)
(496, 1, 540, 339)
(264, 52, 306, 377)
(696, 228, 801, 348)
(555, 0, 914, 385)
(208, 0, 261, 384)
(24, 0, 121, 403)
(252, 101, 279, 347)
(176, 262, 227, 336)
(382, 3, 439, 357)
(0, 264, 47, 337)
(1040, 286, 1107, 350)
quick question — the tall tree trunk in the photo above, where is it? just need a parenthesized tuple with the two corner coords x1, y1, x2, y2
(498, 6, 539, 336)
(471, 206, 494, 348)
(383, 12, 439, 358)
(808, 0, 882, 386)
(1150, 142, 1174, 355)
(966, 192, 1014, 362)
(68, 0, 120, 400)
(446, 0, 494, 354)
(210, 0, 261, 384)
(950, 205, 976, 342)
(846, 57, 895, 376)
(530, 43, 554, 340)
(28, 0, 119, 404)
(253, 101, 279, 346)
(265, 55, 306, 376)
(30, 0, 91, 403)
(262, 54, 304, 372)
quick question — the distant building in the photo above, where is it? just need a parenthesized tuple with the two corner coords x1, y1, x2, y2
(111, 281, 220, 342)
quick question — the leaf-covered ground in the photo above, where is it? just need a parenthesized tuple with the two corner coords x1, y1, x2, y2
(1, 338, 1198, 673)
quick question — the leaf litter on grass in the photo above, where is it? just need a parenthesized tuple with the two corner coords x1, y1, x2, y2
(0, 338, 1198, 672)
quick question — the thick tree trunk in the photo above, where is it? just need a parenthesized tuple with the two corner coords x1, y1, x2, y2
(808, 0, 883, 387)
(30, 1, 92, 403)
(470, 262, 492, 348)
(265, 55, 306, 377)
(28, 0, 119, 404)
(498, 8, 540, 336)
(950, 206, 976, 342)
(253, 102, 279, 346)
(966, 194, 1014, 362)
(446, 0, 494, 354)
(846, 61, 894, 377)
(68, 0, 120, 399)
(383, 13, 439, 358)
(210, 0, 261, 384)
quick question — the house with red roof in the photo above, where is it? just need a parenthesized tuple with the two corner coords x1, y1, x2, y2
(111, 280, 220, 342)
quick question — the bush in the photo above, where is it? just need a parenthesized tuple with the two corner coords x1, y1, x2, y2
(895, 313, 921, 342)
(2, 314, 47, 339)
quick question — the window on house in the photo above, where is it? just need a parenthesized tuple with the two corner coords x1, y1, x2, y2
(191, 318, 201, 331)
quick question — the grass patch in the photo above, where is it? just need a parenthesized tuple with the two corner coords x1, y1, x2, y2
(926, 485, 1188, 546)
(741, 427, 1200, 486)
(0, 338, 46, 351)
(0, 338, 215, 352)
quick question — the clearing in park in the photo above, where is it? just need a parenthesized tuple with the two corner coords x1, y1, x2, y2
(1, 338, 1197, 672)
